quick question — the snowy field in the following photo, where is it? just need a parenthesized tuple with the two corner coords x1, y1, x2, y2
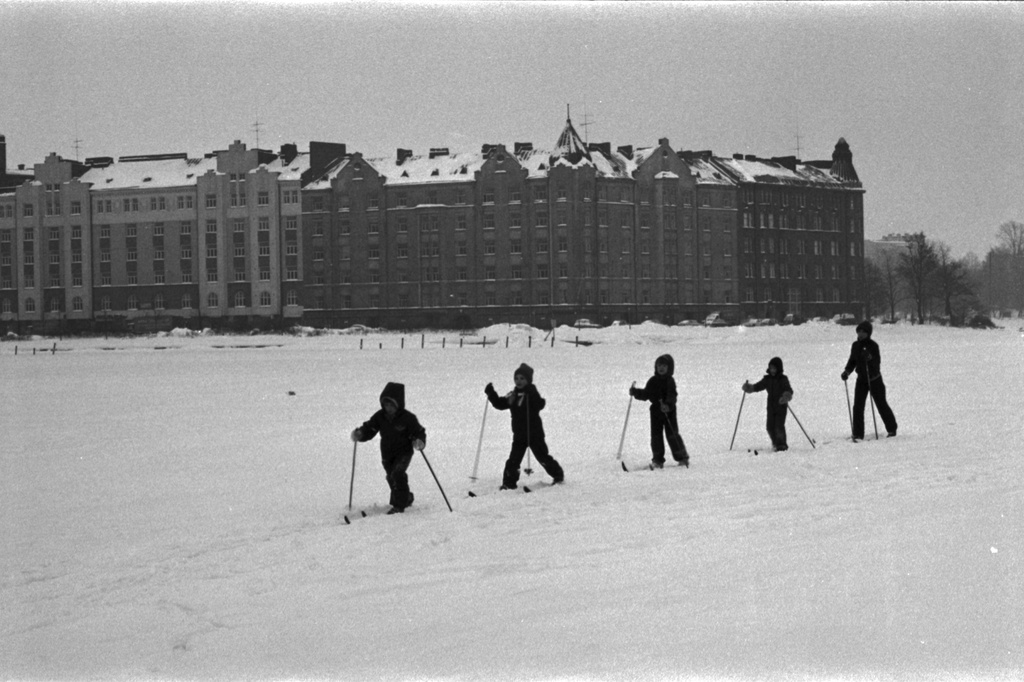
(2, 321, 1023, 681)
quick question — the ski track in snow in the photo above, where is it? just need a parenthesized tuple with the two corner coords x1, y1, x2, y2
(2, 322, 1023, 680)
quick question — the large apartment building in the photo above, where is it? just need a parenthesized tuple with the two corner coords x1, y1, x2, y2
(0, 120, 864, 333)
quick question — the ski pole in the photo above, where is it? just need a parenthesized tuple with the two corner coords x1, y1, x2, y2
(729, 390, 746, 450)
(470, 399, 489, 481)
(843, 378, 854, 441)
(866, 374, 880, 440)
(787, 405, 815, 449)
(616, 382, 636, 460)
(419, 447, 453, 513)
(348, 440, 358, 510)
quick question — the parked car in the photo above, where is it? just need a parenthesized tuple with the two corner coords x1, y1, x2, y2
(609, 320, 628, 327)
(676, 319, 701, 327)
(741, 318, 760, 327)
(704, 312, 722, 327)
(573, 318, 600, 328)
(758, 318, 777, 326)
(781, 313, 805, 326)
(832, 313, 858, 326)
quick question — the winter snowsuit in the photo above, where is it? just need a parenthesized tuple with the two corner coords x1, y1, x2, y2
(630, 354, 688, 466)
(744, 357, 794, 451)
(485, 363, 564, 489)
(843, 321, 898, 440)
(355, 382, 427, 510)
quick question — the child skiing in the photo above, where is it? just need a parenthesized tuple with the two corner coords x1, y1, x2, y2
(742, 356, 794, 451)
(484, 363, 564, 490)
(841, 320, 898, 440)
(629, 354, 689, 468)
(351, 382, 426, 514)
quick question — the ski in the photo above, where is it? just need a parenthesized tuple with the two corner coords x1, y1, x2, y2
(342, 505, 399, 524)
(523, 481, 563, 493)
(621, 460, 688, 472)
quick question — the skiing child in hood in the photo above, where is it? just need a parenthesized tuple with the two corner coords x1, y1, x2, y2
(841, 320, 898, 440)
(485, 363, 564, 490)
(351, 382, 426, 514)
(742, 356, 794, 451)
(629, 354, 689, 468)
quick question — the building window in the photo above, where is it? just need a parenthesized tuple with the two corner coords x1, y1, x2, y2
(207, 293, 219, 308)
(205, 194, 217, 209)
(258, 191, 269, 206)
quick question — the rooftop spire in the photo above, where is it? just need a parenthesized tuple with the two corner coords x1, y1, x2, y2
(552, 114, 592, 167)
(829, 137, 860, 185)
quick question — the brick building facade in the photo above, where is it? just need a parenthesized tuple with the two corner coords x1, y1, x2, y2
(0, 121, 864, 333)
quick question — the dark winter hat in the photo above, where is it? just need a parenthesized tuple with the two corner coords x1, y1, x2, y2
(514, 363, 534, 384)
(379, 382, 405, 411)
(856, 320, 873, 337)
(654, 354, 675, 376)
(768, 357, 784, 373)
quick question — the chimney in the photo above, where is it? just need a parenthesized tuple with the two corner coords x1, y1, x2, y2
(745, 154, 757, 161)
(309, 141, 347, 171)
(481, 144, 496, 157)
(617, 145, 633, 159)
(733, 153, 743, 160)
(279, 143, 298, 165)
(587, 142, 611, 158)
(397, 148, 413, 165)
(429, 147, 449, 159)
(514, 142, 533, 155)
(771, 156, 798, 171)
(658, 137, 670, 147)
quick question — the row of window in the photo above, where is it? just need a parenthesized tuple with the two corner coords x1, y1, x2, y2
(1, 290, 301, 314)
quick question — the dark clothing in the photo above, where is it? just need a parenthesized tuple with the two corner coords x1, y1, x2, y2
(844, 338, 883, 380)
(356, 382, 426, 509)
(843, 336, 898, 439)
(630, 354, 687, 464)
(745, 358, 794, 451)
(486, 378, 563, 488)
(852, 374, 898, 440)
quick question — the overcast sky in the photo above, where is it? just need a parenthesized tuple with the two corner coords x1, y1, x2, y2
(2, 1, 1022, 257)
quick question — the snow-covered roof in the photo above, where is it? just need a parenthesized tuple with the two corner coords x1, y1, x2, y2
(261, 152, 310, 183)
(373, 150, 486, 186)
(685, 157, 734, 186)
(713, 157, 852, 189)
(79, 156, 217, 191)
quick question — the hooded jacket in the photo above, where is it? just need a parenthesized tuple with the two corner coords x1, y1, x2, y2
(485, 363, 546, 441)
(844, 324, 883, 380)
(631, 354, 678, 412)
(357, 382, 427, 461)
(747, 357, 794, 412)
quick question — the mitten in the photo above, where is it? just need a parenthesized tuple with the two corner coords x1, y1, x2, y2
(351, 428, 362, 442)
(841, 371, 850, 381)
(780, 392, 792, 405)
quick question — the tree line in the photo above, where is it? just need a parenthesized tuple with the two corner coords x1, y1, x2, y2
(864, 221, 1024, 326)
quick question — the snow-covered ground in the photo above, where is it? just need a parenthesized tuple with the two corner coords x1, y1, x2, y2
(2, 321, 1022, 681)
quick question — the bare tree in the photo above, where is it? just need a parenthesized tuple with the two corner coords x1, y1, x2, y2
(996, 221, 1024, 256)
(875, 248, 904, 321)
(995, 221, 1024, 314)
(933, 242, 975, 325)
(897, 233, 938, 324)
